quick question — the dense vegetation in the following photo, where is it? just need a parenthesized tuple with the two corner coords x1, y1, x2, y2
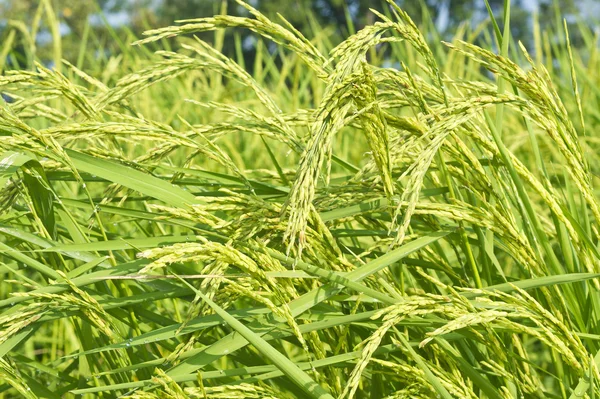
(1, 0, 600, 398)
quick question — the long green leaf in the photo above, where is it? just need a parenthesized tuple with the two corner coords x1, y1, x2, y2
(65, 149, 198, 208)
(175, 275, 335, 399)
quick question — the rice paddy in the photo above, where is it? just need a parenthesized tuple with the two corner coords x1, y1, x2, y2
(1, 0, 600, 398)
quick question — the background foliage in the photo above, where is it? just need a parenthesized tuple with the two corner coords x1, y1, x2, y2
(0, 0, 600, 398)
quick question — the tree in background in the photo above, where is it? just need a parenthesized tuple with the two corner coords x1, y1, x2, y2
(0, 0, 126, 70)
(0, 0, 595, 71)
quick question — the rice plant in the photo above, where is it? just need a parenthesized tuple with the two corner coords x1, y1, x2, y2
(1, 0, 600, 398)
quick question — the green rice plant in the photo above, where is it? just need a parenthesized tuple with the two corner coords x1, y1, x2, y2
(1, 0, 600, 398)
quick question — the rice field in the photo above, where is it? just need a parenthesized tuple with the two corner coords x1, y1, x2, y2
(1, 0, 600, 398)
